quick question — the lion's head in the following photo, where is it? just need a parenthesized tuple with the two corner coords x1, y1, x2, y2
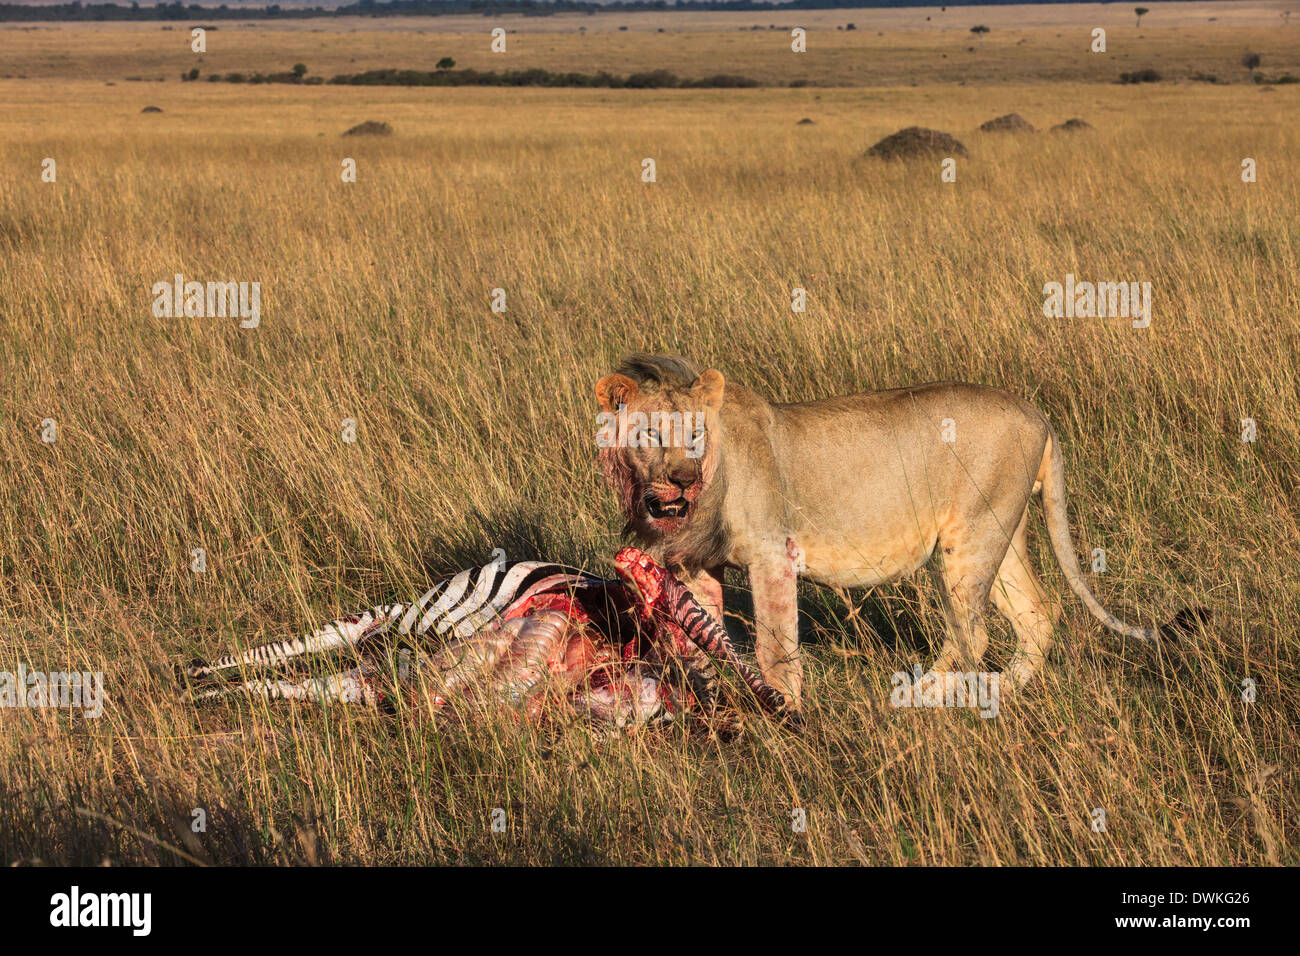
(595, 355, 725, 544)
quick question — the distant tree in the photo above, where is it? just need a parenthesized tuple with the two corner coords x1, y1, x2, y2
(1134, 7, 1149, 28)
(292, 63, 307, 78)
(436, 57, 456, 70)
(970, 24, 990, 46)
(1242, 52, 1261, 81)
(845, 23, 856, 31)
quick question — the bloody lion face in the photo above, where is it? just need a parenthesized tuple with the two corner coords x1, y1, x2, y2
(594, 366, 725, 537)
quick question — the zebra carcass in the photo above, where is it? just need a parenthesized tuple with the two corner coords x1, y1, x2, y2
(179, 548, 795, 731)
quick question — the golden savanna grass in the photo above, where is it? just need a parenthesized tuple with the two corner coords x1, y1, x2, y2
(0, 3, 1297, 865)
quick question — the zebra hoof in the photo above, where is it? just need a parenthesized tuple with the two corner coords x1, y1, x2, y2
(778, 707, 805, 733)
(175, 658, 210, 685)
(701, 713, 744, 742)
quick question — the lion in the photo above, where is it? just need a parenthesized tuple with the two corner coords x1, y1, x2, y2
(595, 354, 1204, 710)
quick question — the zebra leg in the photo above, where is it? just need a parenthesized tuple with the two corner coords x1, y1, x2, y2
(679, 640, 726, 717)
(183, 561, 596, 687)
(613, 546, 797, 726)
(183, 605, 405, 682)
(189, 664, 382, 707)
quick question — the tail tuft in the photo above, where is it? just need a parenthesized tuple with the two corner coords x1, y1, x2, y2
(1159, 606, 1211, 640)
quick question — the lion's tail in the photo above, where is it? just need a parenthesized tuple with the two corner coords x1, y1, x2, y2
(1038, 428, 1208, 642)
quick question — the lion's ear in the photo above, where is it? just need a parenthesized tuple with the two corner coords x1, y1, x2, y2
(691, 369, 725, 411)
(596, 373, 639, 412)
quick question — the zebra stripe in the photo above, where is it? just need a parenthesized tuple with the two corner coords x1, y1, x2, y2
(443, 568, 603, 639)
(660, 574, 790, 718)
(419, 562, 502, 635)
(191, 668, 379, 706)
(410, 563, 600, 639)
(185, 606, 403, 680)
(611, 546, 795, 723)
(399, 568, 472, 634)
(183, 560, 601, 686)
(445, 562, 537, 633)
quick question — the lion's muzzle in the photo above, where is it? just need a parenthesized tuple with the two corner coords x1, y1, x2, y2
(644, 492, 689, 520)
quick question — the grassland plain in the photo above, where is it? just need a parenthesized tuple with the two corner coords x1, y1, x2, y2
(0, 5, 1297, 865)
(2, 4, 1299, 84)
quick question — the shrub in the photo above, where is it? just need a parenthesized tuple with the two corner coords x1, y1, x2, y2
(676, 74, 758, 88)
(343, 120, 393, 137)
(624, 70, 679, 89)
(1119, 68, 1162, 84)
(325, 67, 760, 90)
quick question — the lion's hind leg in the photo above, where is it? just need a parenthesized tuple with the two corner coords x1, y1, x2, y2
(926, 512, 1019, 676)
(926, 562, 994, 676)
(993, 510, 1062, 689)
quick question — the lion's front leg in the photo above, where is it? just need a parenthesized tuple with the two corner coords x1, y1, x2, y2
(748, 557, 802, 709)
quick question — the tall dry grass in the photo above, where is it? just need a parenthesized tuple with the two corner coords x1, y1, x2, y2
(0, 66, 1296, 864)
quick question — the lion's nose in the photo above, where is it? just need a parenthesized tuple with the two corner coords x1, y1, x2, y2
(667, 468, 696, 492)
